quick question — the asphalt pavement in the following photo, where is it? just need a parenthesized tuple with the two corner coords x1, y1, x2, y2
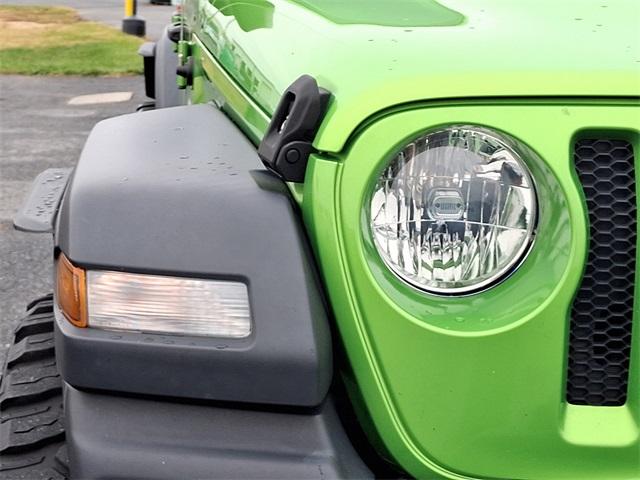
(0, 75, 148, 364)
(0, 0, 169, 364)
(1, 1, 173, 363)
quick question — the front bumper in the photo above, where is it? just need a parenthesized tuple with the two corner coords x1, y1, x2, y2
(64, 384, 372, 479)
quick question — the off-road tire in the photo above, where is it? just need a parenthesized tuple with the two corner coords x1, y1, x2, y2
(0, 294, 68, 479)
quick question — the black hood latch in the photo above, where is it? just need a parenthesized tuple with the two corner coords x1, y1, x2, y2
(258, 75, 331, 183)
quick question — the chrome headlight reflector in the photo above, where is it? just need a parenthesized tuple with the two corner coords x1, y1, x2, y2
(86, 270, 251, 337)
(370, 126, 537, 295)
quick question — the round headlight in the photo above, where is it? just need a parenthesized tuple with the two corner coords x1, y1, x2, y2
(369, 126, 537, 295)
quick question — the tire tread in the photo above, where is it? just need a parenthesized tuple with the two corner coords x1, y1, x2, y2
(0, 295, 68, 479)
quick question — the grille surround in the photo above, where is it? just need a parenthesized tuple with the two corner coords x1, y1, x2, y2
(566, 138, 636, 406)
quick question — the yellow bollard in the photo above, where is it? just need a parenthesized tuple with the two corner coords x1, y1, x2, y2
(124, 0, 136, 18)
(122, 0, 145, 37)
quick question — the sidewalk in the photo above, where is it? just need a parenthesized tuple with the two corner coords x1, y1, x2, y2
(2, 0, 174, 40)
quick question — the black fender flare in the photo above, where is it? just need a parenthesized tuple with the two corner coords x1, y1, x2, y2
(139, 26, 185, 108)
(55, 104, 332, 407)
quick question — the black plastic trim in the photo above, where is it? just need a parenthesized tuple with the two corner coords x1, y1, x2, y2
(65, 384, 373, 479)
(167, 23, 183, 44)
(55, 104, 332, 407)
(567, 138, 636, 406)
(138, 42, 156, 99)
(176, 56, 194, 87)
(13, 168, 71, 233)
(258, 75, 330, 182)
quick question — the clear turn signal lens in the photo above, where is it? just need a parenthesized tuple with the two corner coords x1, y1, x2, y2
(370, 126, 537, 294)
(87, 271, 251, 338)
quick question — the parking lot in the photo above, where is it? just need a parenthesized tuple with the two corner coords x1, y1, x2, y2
(0, 0, 176, 364)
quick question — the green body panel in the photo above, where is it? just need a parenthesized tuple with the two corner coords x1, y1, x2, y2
(303, 103, 640, 479)
(190, 37, 270, 145)
(288, 0, 465, 27)
(185, 0, 639, 152)
(181, 1, 640, 478)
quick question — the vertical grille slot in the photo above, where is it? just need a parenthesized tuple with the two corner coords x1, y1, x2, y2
(567, 139, 636, 406)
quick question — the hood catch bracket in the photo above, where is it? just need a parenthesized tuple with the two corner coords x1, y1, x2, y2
(258, 75, 331, 183)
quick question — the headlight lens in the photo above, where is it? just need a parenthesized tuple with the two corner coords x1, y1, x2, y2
(370, 126, 537, 294)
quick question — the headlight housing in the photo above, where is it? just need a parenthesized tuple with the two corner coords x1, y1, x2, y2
(369, 126, 537, 295)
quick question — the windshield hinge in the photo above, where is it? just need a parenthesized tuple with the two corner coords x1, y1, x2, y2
(258, 75, 331, 183)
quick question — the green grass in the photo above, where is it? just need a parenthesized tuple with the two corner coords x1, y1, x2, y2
(0, 6, 144, 76)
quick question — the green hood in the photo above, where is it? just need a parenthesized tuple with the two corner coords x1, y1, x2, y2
(196, 0, 640, 151)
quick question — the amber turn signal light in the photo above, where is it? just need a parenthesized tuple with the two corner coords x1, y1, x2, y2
(56, 253, 87, 327)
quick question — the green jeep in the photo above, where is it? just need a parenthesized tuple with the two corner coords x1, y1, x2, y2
(2, 1, 639, 479)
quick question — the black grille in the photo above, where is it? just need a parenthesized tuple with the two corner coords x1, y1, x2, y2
(566, 139, 636, 406)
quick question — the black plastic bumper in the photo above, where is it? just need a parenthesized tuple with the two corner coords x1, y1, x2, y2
(64, 384, 372, 479)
